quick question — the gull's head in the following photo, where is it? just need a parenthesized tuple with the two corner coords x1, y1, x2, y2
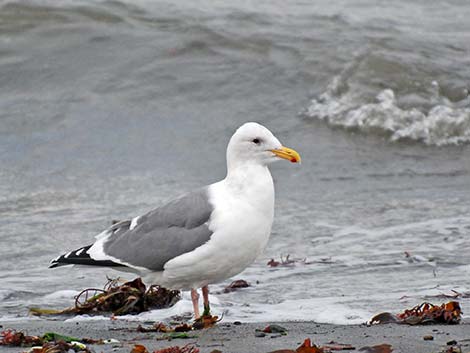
(226, 122, 301, 168)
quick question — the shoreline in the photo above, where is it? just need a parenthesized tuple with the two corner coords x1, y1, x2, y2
(1, 318, 469, 353)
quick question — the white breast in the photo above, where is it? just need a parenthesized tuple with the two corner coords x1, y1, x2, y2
(162, 165, 275, 290)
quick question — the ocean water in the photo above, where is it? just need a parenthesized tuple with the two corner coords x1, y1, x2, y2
(0, 0, 469, 325)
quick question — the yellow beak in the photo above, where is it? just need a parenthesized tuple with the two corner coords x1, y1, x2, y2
(270, 146, 301, 163)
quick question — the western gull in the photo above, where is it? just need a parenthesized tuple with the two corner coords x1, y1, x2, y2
(50, 122, 301, 319)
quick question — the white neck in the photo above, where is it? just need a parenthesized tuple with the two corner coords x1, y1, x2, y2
(223, 162, 275, 216)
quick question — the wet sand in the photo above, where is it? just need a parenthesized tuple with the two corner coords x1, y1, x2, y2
(1, 319, 469, 353)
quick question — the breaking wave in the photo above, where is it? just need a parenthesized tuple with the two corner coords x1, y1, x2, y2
(306, 78, 470, 146)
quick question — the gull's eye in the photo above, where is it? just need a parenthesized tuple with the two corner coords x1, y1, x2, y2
(252, 138, 260, 144)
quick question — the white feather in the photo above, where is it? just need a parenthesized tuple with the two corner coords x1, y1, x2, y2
(129, 216, 141, 230)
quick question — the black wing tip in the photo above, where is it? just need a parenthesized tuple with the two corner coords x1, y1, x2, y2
(49, 261, 68, 269)
(49, 245, 127, 268)
(49, 245, 92, 268)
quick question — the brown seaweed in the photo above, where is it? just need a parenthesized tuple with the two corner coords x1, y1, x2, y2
(370, 301, 462, 325)
(30, 277, 180, 316)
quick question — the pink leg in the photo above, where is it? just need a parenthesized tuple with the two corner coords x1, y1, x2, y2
(191, 289, 200, 320)
(202, 285, 210, 316)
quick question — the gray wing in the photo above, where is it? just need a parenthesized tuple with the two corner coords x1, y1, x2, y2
(101, 187, 214, 271)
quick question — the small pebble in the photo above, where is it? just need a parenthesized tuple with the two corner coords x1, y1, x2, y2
(233, 321, 242, 325)
(423, 335, 434, 341)
(255, 332, 266, 338)
(447, 340, 458, 345)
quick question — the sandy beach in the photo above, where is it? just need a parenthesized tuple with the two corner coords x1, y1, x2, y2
(1, 318, 469, 353)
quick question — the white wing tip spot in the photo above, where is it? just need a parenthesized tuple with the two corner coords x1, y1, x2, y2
(130, 216, 141, 231)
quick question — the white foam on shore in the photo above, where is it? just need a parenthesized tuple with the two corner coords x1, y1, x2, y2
(306, 79, 470, 146)
(21, 284, 470, 325)
(65, 314, 110, 322)
(225, 298, 372, 324)
(63, 294, 370, 325)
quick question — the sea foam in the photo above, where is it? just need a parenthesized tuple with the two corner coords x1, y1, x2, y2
(306, 78, 470, 146)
